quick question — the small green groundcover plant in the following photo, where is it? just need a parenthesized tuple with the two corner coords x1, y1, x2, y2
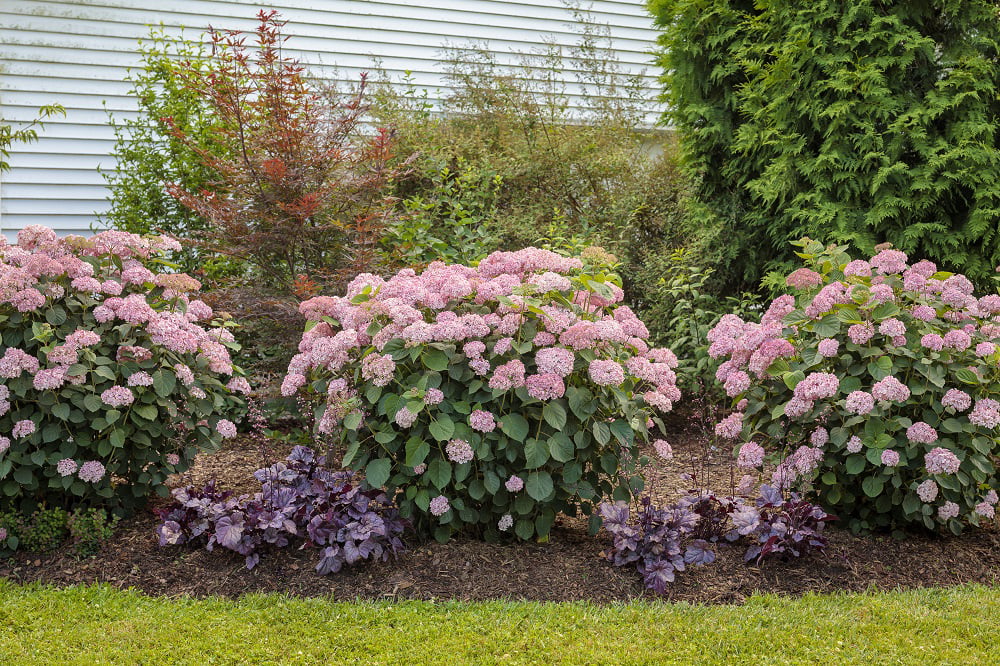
(0, 506, 118, 557)
(0, 226, 248, 519)
(283, 247, 682, 542)
(710, 239, 1000, 534)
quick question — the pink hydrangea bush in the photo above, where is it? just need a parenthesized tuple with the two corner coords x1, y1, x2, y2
(711, 239, 1000, 534)
(283, 247, 681, 542)
(0, 226, 246, 517)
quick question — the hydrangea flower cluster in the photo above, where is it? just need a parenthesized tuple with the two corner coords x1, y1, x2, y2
(283, 247, 680, 542)
(0, 226, 247, 516)
(709, 239, 1000, 534)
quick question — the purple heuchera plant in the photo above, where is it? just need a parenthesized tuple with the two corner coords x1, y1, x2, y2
(598, 496, 715, 594)
(599, 485, 834, 593)
(154, 446, 406, 573)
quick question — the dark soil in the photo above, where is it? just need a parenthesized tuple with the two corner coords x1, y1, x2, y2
(3, 432, 999, 604)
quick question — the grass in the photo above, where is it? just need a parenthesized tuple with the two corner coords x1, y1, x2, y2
(1, 581, 998, 664)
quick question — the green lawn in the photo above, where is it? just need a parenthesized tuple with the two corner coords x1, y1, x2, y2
(1, 581, 997, 664)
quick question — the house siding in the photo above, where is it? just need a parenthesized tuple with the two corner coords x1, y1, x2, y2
(0, 0, 662, 238)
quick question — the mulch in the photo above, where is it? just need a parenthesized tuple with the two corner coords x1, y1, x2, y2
(2, 430, 999, 604)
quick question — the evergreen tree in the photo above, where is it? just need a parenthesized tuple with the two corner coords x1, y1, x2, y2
(649, 0, 1000, 290)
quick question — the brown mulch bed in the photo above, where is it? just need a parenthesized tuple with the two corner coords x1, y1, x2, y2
(2, 432, 999, 604)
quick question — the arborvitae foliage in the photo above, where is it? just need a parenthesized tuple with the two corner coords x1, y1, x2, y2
(649, 0, 1000, 291)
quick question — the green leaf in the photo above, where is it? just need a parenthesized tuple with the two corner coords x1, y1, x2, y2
(955, 368, 981, 385)
(51, 403, 71, 421)
(525, 471, 554, 501)
(428, 415, 455, 442)
(592, 421, 611, 446)
(109, 429, 126, 448)
(83, 394, 103, 412)
(862, 475, 884, 498)
(567, 387, 595, 420)
(427, 459, 452, 489)
(845, 455, 866, 474)
(524, 438, 549, 469)
(609, 420, 634, 446)
(365, 458, 392, 488)
(423, 349, 449, 371)
(404, 438, 430, 468)
(548, 432, 574, 463)
(135, 404, 158, 421)
(514, 519, 534, 540)
(542, 401, 567, 430)
(342, 412, 363, 430)
(782, 370, 805, 390)
(500, 413, 529, 442)
(152, 370, 176, 397)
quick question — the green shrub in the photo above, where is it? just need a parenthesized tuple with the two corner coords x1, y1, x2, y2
(371, 11, 690, 322)
(0, 227, 246, 517)
(102, 26, 223, 275)
(710, 239, 1000, 534)
(283, 247, 682, 542)
(67, 507, 119, 557)
(650, 0, 1000, 292)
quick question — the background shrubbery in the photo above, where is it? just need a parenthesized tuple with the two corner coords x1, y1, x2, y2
(649, 0, 1000, 293)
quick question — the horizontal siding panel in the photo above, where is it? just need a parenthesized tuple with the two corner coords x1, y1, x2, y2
(1, 6, 657, 46)
(0, 0, 663, 237)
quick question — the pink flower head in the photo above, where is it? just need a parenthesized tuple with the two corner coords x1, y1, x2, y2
(394, 406, 418, 428)
(938, 501, 960, 521)
(785, 268, 823, 289)
(845, 391, 875, 415)
(535, 347, 574, 377)
(793, 372, 840, 401)
(920, 333, 944, 351)
(871, 376, 910, 403)
(943, 329, 972, 351)
(445, 438, 474, 464)
(878, 318, 905, 337)
(810, 427, 829, 447)
(505, 475, 524, 492)
(969, 399, 1000, 428)
(848, 323, 874, 345)
(78, 460, 106, 483)
(925, 447, 960, 475)
(100, 386, 134, 408)
(843, 260, 872, 277)
(976, 342, 995, 357)
(525, 373, 565, 400)
(216, 419, 237, 438)
(723, 370, 751, 397)
(869, 248, 908, 275)
(653, 439, 673, 460)
(714, 412, 744, 439)
(166, 454, 181, 466)
(911, 305, 936, 321)
(737, 442, 765, 469)
(906, 422, 938, 444)
(56, 459, 78, 477)
(469, 410, 496, 432)
(917, 479, 938, 503)
(881, 449, 900, 467)
(941, 389, 971, 412)
(424, 388, 444, 405)
(846, 436, 863, 453)
(817, 338, 839, 358)
(588, 359, 625, 387)
(12, 419, 36, 438)
(429, 495, 450, 516)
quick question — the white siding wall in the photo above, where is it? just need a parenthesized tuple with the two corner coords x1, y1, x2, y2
(0, 0, 662, 239)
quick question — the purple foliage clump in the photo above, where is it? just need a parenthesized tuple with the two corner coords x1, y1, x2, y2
(599, 485, 834, 593)
(598, 496, 715, 594)
(739, 485, 835, 565)
(154, 446, 406, 573)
